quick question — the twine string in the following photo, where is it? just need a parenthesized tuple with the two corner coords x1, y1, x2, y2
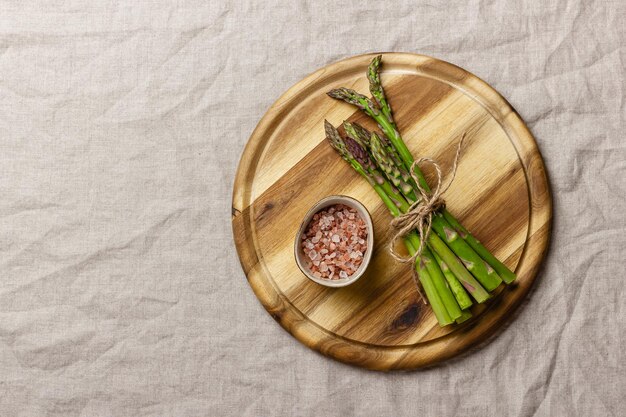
(388, 133, 467, 302)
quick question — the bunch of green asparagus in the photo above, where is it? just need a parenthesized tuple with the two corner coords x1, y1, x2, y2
(324, 55, 516, 326)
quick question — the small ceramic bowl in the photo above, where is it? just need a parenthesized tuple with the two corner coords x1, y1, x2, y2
(294, 195, 374, 288)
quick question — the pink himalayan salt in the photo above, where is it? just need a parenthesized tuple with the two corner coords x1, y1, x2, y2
(301, 204, 368, 280)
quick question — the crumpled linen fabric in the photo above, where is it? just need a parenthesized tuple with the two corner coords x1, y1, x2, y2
(0, 1, 623, 416)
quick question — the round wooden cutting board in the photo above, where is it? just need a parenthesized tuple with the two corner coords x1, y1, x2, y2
(232, 53, 551, 370)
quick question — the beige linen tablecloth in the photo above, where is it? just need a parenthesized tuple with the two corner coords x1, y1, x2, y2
(0, 1, 624, 416)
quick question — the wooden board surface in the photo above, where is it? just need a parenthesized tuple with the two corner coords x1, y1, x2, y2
(231, 53, 552, 370)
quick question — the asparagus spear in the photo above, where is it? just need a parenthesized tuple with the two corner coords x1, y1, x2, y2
(432, 251, 472, 310)
(343, 121, 373, 147)
(430, 213, 501, 291)
(442, 211, 516, 284)
(421, 245, 462, 320)
(426, 232, 490, 302)
(404, 238, 453, 326)
(367, 54, 396, 127)
(343, 121, 417, 202)
(455, 309, 473, 324)
(368, 131, 415, 199)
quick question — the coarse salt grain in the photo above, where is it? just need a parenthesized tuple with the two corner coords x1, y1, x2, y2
(301, 204, 368, 280)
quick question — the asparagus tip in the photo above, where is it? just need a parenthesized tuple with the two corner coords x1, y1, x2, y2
(323, 119, 336, 136)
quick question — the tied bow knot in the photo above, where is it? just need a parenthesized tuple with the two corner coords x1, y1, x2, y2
(389, 133, 467, 267)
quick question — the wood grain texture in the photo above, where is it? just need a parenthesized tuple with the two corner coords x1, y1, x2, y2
(232, 53, 552, 370)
